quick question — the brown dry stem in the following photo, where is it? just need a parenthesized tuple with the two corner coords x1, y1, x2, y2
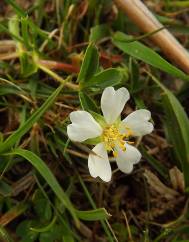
(114, 0, 189, 73)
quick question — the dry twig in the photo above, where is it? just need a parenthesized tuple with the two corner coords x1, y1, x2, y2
(114, 0, 189, 73)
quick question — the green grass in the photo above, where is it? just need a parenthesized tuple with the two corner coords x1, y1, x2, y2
(0, 0, 189, 241)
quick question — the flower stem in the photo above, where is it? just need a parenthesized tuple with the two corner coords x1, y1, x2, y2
(38, 63, 79, 90)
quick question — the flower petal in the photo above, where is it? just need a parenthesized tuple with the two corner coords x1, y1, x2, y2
(116, 143, 141, 174)
(121, 109, 154, 136)
(88, 143, 111, 182)
(101, 87, 130, 124)
(67, 111, 102, 142)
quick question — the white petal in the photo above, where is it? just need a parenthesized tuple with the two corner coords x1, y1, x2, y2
(121, 109, 154, 136)
(101, 87, 130, 124)
(67, 111, 102, 142)
(88, 143, 111, 182)
(116, 143, 141, 174)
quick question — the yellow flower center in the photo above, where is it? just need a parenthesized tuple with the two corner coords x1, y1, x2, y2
(102, 124, 132, 157)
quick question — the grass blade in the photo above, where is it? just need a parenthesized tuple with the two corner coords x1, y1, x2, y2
(6, 149, 110, 223)
(150, 74, 189, 188)
(7, 148, 78, 222)
(0, 84, 64, 153)
(0, 226, 14, 242)
(113, 31, 189, 81)
(4, 0, 27, 17)
(75, 208, 110, 221)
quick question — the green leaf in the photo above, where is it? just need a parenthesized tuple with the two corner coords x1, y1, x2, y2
(0, 180, 12, 197)
(0, 226, 14, 242)
(33, 190, 52, 222)
(150, 74, 189, 188)
(8, 16, 37, 76)
(16, 220, 39, 242)
(82, 68, 122, 89)
(39, 225, 62, 242)
(129, 58, 141, 93)
(163, 95, 189, 187)
(7, 148, 78, 222)
(79, 91, 99, 112)
(75, 208, 110, 221)
(30, 216, 56, 233)
(90, 111, 106, 127)
(20, 16, 32, 50)
(0, 22, 23, 43)
(0, 84, 64, 153)
(113, 32, 189, 81)
(89, 24, 110, 43)
(8, 16, 20, 39)
(78, 44, 99, 86)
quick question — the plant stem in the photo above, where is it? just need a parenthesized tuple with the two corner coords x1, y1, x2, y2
(38, 63, 79, 90)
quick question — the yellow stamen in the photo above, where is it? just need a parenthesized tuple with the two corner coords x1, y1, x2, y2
(126, 127, 133, 137)
(102, 124, 132, 153)
(127, 141, 134, 145)
(113, 151, 118, 158)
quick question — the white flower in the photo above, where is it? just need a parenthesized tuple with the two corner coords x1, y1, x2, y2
(67, 87, 154, 182)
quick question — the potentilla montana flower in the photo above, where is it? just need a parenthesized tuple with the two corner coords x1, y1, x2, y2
(67, 87, 154, 182)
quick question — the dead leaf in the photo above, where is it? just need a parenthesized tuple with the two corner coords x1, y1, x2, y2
(144, 169, 179, 200)
(169, 166, 185, 193)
